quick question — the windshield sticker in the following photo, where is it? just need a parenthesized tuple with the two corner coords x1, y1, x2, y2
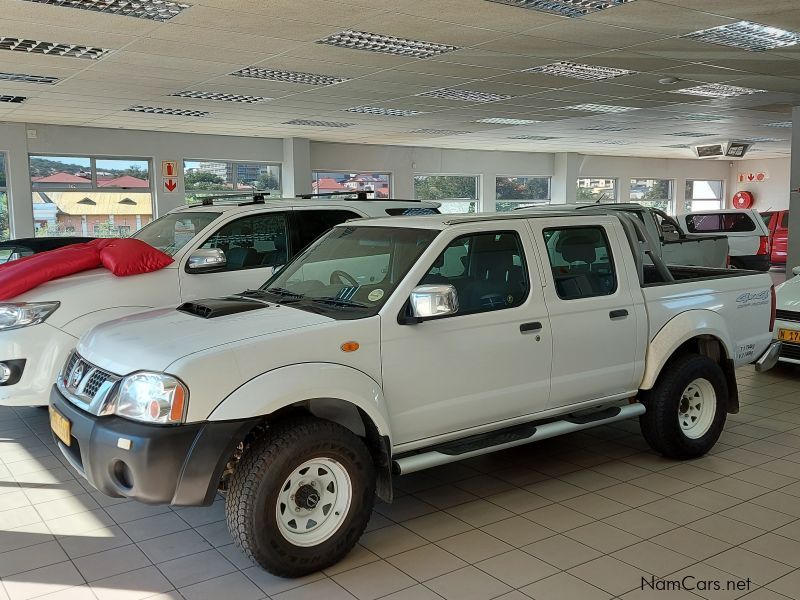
(736, 290, 769, 308)
(368, 289, 384, 302)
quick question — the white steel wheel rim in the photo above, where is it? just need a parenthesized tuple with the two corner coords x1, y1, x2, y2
(275, 457, 352, 547)
(678, 378, 716, 439)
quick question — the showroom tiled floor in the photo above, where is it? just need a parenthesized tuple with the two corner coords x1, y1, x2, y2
(1, 365, 800, 600)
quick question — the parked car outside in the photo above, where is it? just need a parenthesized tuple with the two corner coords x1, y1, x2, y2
(678, 208, 771, 271)
(761, 210, 789, 267)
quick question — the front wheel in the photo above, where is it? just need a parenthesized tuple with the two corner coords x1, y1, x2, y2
(639, 353, 728, 459)
(226, 417, 375, 577)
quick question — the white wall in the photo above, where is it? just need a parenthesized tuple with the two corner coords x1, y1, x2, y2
(727, 158, 791, 211)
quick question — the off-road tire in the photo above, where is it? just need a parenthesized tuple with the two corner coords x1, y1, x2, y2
(226, 416, 375, 577)
(639, 353, 727, 459)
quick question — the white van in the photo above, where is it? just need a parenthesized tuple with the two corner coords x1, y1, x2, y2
(677, 209, 771, 271)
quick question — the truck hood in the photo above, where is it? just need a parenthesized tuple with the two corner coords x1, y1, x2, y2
(776, 276, 800, 312)
(78, 299, 333, 374)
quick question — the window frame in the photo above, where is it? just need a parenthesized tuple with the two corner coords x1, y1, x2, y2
(542, 225, 619, 301)
(183, 159, 282, 200)
(629, 178, 675, 214)
(0, 151, 9, 241)
(684, 179, 725, 213)
(413, 173, 480, 214)
(495, 175, 551, 212)
(416, 229, 531, 319)
(576, 177, 618, 204)
(311, 170, 392, 199)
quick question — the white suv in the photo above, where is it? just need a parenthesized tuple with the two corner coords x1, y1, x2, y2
(0, 196, 438, 406)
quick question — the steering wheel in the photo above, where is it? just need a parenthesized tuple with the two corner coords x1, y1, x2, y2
(330, 270, 358, 287)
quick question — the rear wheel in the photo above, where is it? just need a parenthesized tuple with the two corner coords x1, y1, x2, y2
(639, 353, 727, 459)
(226, 417, 375, 577)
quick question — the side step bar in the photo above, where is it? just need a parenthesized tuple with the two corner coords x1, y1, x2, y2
(393, 403, 646, 476)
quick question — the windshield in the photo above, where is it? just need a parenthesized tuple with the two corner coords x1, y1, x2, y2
(133, 211, 221, 255)
(259, 226, 438, 318)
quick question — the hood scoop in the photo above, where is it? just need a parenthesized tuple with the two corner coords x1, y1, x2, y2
(177, 296, 271, 319)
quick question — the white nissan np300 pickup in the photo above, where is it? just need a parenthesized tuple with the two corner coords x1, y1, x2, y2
(50, 209, 780, 577)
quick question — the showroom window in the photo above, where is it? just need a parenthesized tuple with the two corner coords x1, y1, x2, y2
(0, 152, 9, 241)
(414, 175, 478, 214)
(576, 178, 617, 203)
(495, 176, 551, 212)
(685, 180, 724, 212)
(312, 171, 391, 199)
(630, 179, 674, 213)
(29, 155, 153, 238)
(183, 160, 281, 202)
(543, 226, 617, 300)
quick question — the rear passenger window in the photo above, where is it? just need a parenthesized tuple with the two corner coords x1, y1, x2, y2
(420, 232, 529, 315)
(685, 213, 755, 233)
(543, 227, 617, 300)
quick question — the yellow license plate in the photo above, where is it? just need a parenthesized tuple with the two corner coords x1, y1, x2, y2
(49, 407, 71, 446)
(778, 328, 800, 343)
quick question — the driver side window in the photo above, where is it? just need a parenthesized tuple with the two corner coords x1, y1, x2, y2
(420, 231, 529, 315)
(200, 212, 289, 272)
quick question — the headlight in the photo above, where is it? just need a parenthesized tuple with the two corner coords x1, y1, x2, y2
(111, 372, 188, 424)
(0, 302, 60, 331)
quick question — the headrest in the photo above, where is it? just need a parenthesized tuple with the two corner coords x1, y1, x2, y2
(558, 230, 601, 264)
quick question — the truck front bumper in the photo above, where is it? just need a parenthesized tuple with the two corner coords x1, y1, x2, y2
(50, 386, 257, 506)
(755, 340, 782, 372)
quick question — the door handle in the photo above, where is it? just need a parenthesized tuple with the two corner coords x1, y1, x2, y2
(520, 321, 542, 333)
(609, 309, 629, 319)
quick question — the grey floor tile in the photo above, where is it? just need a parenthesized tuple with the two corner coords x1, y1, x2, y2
(119, 512, 190, 543)
(0, 540, 68, 578)
(479, 515, 555, 547)
(521, 503, 594, 532)
(520, 572, 612, 600)
(1, 560, 84, 600)
(475, 549, 559, 588)
(521, 534, 602, 569)
(387, 543, 467, 581)
(426, 565, 512, 600)
(179, 571, 265, 600)
(564, 521, 642, 553)
(73, 543, 150, 582)
(331, 560, 416, 600)
(705, 547, 794, 585)
(89, 566, 173, 600)
(568, 555, 645, 596)
(652, 526, 732, 560)
(437, 530, 514, 563)
(358, 524, 427, 558)
(611, 540, 695, 577)
(156, 548, 236, 588)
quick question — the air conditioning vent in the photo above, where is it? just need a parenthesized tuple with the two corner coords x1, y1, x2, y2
(693, 141, 754, 159)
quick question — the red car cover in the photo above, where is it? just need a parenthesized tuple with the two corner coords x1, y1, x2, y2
(0, 239, 173, 300)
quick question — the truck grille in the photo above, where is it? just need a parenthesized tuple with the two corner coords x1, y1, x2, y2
(59, 351, 120, 409)
(776, 309, 800, 323)
(780, 342, 800, 361)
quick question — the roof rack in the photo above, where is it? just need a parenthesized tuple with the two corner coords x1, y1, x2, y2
(295, 191, 423, 202)
(186, 191, 270, 207)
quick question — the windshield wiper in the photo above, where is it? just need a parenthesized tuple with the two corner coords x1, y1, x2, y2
(310, 296, 368, 308)
(240, 288, 303, 303)
(263, 287, 304, 298)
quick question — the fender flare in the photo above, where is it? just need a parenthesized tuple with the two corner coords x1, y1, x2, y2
(640, 310, 735, 390)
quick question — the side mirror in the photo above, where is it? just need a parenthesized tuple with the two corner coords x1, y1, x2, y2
(186, 248, 226, 273)
(403, 284, 459, 323)
(792, 266, 800, 277)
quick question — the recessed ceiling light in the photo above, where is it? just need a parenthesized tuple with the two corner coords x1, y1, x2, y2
(23, 0, 190, 22)
(418, 88, 513, 103)
(0, 37, 111, 59)
(742, 136, 786, 143)
(485, 0, 636, 17)
(580, 125, 636, 131)
(0, 95, 26, 103)
(565, 103, 639, 113)
(126, 106, 209, 117)
(475, 117, 541, 125)
(344, 106, 425, 117)
(508, 135, 558, 140)
(663, 144, 690, 148)
(409, 129, 472, 135)
(230, 67, 348, 86)
(317, 30, 459, 58)
(677, 113, 730, 122)
(595, 140, 631, 145)
(682, 21, 800, 52)
(524, 61, 636, 81)
(283, 119, 355, 127)
(666, 131, 716, 137)
(674, 84, 766, 98)
(0, 71, 59, 84)
(765, 121, 792, 128)
(170, 90, 270, 103)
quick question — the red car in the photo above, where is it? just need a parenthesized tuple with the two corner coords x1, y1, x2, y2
(761, 211, 789, 266)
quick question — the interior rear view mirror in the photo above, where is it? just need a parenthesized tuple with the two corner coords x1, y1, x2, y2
(186, 248, 226, 273)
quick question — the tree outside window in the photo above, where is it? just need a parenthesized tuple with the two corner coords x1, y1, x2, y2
(496, 176, 550, 212)
(577, 178, 617, 203)
(630, 179, 674, 213)
(183, 160, 281, 203)
(413, 175, 478, 213)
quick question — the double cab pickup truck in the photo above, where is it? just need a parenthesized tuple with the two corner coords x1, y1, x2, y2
(49, 209, 780, 577)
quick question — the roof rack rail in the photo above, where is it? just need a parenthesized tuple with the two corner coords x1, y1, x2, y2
(295, 191, 423, 203)
(186, 191, 270, 207)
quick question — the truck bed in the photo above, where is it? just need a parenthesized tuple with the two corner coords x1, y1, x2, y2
(642, 264, 758, 286)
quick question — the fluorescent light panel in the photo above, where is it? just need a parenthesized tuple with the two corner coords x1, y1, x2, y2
(231, 67, 348, 86)
(170, 90, 270, 103)
(742, 137, 786, 143)
(595, 140, 631, 145)
(418, 88, 512, 103)
(682, 21, 800, 51)
(317, 30, 459, 58)
(663, 144, 690, 148)
(565, 103, 639, 113)
(525, 61, 635, 81)
(508, 135, 558, 140)
(0, 95, 26, 103)
(0, 36, 110, 59)
(485, 0, 636, 17)
(409, 129, 472, 135)
(476, 117, 541, 125)
(674, 84, 766, 98)
(344, 106, 424, 117)
(126, 106, 209, 117)
(283, 119, 355, 127)
(580, 125, 635, 131)
(765, 121, 792, 128)
(23, 0, 189, 21)
(0, 71, 58, 84)
(666, 131, 716, 137)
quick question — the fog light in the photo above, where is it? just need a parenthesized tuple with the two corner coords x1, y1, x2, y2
(0, 363, 11, 384)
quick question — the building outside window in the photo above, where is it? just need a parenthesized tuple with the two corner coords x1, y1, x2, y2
(576, 178, 617, 203)
(0, 153, 9, 241)
(685, 180, 724, 213)
(184, 160, 281, 202)
(312, 171, 390, 198)
(630, 179, 674, 213)
(30, 155, 153, 237)
(495, 176, 551, 212)
(414, 175, 478, 214)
